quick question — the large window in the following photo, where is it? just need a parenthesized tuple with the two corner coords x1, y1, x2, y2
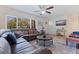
(18, 18, 30, 29)
(6, 16, 36, 29)
(7, 16, 17, 29)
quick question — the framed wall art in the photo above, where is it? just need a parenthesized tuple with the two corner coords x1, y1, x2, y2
(56, 20, 66, 26)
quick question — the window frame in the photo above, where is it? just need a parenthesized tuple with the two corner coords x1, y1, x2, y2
(6, 15, 36, 29)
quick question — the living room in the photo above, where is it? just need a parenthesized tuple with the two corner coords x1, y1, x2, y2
(0, 5, 79, 54)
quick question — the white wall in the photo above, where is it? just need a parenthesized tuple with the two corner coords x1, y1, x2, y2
(47, 18, 56, 34)
(49, 13, 79, 36)
(47, 16, 67, 35)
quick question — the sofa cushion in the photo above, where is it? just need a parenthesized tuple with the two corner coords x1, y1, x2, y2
(16, 37, 36, 54)
(5, 34, 16, 46)
(0, 37, 11, 54)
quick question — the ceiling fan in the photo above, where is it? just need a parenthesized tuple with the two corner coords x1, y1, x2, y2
(33, 5, 54, 15)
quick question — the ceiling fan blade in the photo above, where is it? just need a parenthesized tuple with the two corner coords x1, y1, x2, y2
(46, 6, 54, 10)
(46, 11, 51, 14)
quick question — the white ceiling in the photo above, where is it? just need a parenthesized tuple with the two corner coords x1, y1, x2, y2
(6, 5, 79, 18)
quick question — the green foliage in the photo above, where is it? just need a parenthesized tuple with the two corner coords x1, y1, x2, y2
(7, 18, 16, 29)
(18, 18, 29, 28)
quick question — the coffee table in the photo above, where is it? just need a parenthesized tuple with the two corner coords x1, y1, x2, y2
(37, 35, 53, 47)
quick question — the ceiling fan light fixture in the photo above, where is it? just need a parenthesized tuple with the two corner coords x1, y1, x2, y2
(41, 11, 45, 14)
